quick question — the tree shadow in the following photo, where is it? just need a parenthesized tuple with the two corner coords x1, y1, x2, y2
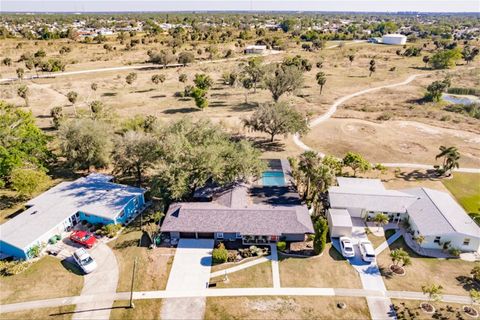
(395, 169, 440, 182)
(135, 88, 155, 94)
(47, 162, 84, 181)
(151, 94, 166, 99)
(230, 102, 258, 112)
(113, 239, 139, 250)
(456, 275, 480, 292)
(163, 107, 198, 114)
(328, 245, 345, 261)
(251, 138, 286, 152)
(102, 92, 117, 97)
(378, 264, 394, 279)
(348, 75, 368, 78)
(0, 194, 22, 211)
(210, 101, 228, 108)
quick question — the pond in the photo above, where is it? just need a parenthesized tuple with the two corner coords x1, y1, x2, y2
(442, 93, 477, 106)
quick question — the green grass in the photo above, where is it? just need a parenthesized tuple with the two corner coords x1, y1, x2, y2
(442, 173, 480, 215)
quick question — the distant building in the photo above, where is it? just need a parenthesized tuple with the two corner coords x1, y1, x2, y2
(0, 174, 146, 260)
(382, 34, 407, 45)
(244, 45, 267, 54)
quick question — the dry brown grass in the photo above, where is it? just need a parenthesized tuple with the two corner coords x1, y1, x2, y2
(210, 261, 272, 288)
(205, 296, 371, 320)
(302, 118, 480, 167)
(110, 299, 162, 320)
(211, 255, 265, 273)
(279, 243, 362, 289)
(108, 229, 174, 292)
(0, 305, 76, 320)
(377, 237, 480, 295)
(0, 256, 83, 304)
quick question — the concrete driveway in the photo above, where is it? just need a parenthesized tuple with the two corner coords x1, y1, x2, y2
(72, 243, 119, 320)
(161, 239, 214, 320)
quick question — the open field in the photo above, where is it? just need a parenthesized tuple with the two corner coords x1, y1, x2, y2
(302, 118, 480, 167)
(205, 296, 371, 320)
(0, 256, 83, 304)
(210, 261, 273, 288)
(443, 173, 480, 214)
(0, 305, 76, 320)
(377, 237, 480, 296)
(110, 299, 162, 320)
(279, 244, 362, 289)
(108, 227, 174, 293)
(391, 299, 478, 320)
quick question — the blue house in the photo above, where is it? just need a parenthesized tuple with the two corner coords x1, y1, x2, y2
(0, 174, 146, 260)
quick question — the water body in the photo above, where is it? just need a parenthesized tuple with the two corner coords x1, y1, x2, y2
(442, 93, 477, 106)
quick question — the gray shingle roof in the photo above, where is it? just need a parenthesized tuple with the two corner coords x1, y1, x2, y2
(0, 174, 144, 250)
(161, 204, 313, 235)
(402, 187, 480, 237)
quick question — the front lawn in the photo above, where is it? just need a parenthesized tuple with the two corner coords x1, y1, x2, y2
(205, 296, 371, 320)
(210, 261, 272, 288)
(279, 244, 362, 288)
(442, 173, 480, 215)
(0, 256, 83, 304)
(377, 237, 480, 295)
(0, 305, 76, 320)
(108, 227, 174, 293)
(110, 300, 162, 320)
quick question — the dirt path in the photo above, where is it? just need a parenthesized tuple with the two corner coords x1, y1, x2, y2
(293, 74, 480, 173)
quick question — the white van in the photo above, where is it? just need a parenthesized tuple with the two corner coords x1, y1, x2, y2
(73, 248, 97, 274)
(358, 239, 376, 263)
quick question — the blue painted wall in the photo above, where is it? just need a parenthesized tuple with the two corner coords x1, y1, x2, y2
(0, 240, 27, 260)
(115, 195, 145, 224)
(78, 211, 115, 225)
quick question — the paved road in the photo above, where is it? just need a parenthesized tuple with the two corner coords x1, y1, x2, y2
(161, 239, 214, 320)
(292, 74, 480, 173)
(72, 243, 119, 320)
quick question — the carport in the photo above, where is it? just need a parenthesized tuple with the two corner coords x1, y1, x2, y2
(327, 208, 353, 238)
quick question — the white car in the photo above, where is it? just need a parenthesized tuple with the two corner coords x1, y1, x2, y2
(73, 248, 97, 274)
(339, 236, 355, 258)
(359, 239, 376, 263)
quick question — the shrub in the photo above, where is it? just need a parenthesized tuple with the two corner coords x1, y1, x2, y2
(313, 217, 328, 255)
(27, 244, 42, 258)
(447, 87, 480, 97)
(277, 241, 287, 252)
(0, 260, 33, 276)
(99, 224, 122, 238)
(377, 112, 393, 121)
(212, 243, 228, 264)
(227, 251, 237, 262)
(449, 248, 461, 257)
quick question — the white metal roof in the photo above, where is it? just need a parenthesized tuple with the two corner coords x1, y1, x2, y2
(328, 209, 353, 228)
(336, 177, 385, 191)
(328, 185, 418, 213)
(403, 187, 480, 237)
(382, 34, 407, 38)
(0, 174, 144, 250)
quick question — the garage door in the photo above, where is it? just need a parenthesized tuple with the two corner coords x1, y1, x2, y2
(197, 232, 214, 239)
(180, 232, 196, 238)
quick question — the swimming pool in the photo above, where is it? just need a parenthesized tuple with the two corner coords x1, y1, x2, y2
(262, 171, 286, 186)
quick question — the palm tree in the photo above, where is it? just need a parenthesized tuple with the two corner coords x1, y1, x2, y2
(373, 213, 389, 231)
(390, 248, 411, 268)
(298, 151, 321, 200)
(422, 283, 443, 302)
(309, 164, 334, 203)
(435, 146, 460, 176)
(316, 72, 327, 94)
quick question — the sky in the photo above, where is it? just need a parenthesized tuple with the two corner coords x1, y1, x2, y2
(1, 0, 479, 13)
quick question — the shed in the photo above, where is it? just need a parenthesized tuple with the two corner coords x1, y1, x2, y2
(327, 209, 353, 238)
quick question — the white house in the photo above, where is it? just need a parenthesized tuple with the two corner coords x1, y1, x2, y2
(328, 177, 480, 253)
(382, 34, 407, 45)
(244, 45, 267, 54)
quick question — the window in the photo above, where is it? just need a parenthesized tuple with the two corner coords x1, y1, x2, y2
(463, 238, 471, 246)
(216, 232, 224, 239)
(434, 236, 441, 244)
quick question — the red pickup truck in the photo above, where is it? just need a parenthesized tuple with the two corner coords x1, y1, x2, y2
(70, 230, 97, 248)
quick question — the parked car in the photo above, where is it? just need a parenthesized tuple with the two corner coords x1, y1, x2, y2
(72, 248, 97, 274)
(339, 236, 355, 258)
(70, 230, 96, 248)
(358, 239, 376, 263)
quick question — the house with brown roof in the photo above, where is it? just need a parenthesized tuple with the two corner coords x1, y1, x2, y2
(160, 160, 314, 245)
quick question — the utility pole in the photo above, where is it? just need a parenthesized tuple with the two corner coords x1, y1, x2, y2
(129, 257, 137, 308)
